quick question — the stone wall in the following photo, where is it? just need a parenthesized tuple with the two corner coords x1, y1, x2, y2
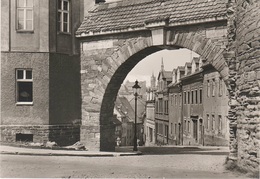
(0, 124, 80, 146)
(226, 0, 260, 174)
(235, 0, 260, 173)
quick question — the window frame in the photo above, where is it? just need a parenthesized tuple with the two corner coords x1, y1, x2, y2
(212, 79, 216, 97)
(195, 90, 198, 104)
(219, 78, 223, 97)
(187, 91, 190, 104)
(16, 0, 34, 31)
(212, 114, 215, 130)
(191, 91, 194, 104)
(16, 69, 33, 105)
(207, 114, 210, 129)
(199, 89, 202, 103)
(57, 0, 70, 33)
(207, 80, 210, 97)
(184, 91, 186, 104)
(218, 115, 222, 131)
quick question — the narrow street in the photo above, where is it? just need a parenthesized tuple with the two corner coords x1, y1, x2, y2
(0, 146, 247, 178)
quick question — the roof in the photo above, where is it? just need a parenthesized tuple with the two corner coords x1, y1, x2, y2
(76, 0, 227, 36)
(115, 96, 135, 121)
(192, 57, 200, 63)
(177, 66, 185, 71)
(180, 69, 203, 82)
(158, 70, 172, 81)
(185, 62, 192, 67)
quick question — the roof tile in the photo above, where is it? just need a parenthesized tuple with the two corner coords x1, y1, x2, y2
(76, 0, 227, 36)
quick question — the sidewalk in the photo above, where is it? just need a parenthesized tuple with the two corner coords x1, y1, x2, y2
(0, 145, 142, 157)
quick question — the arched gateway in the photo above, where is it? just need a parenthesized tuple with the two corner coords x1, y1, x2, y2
(76, 0, 260, 173)
(76, 0, 229, 151)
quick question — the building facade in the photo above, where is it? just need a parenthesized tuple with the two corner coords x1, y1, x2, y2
(181, 69, 204, 146)
(202, 64, 229, 146)
(155, 60, 172, 145)
(168, 68, 182, 145)
(144, 73, 156, 146)
(1, 0, 89, 146)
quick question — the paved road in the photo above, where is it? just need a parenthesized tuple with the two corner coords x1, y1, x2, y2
(1, 147, 248, 178)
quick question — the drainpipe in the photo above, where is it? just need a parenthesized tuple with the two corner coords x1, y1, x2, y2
(180, 83, 184, 145)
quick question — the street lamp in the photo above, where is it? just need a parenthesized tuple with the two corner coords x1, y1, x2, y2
(132, 80, 141, 151)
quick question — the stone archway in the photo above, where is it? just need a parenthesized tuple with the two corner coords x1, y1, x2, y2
(76, 0, 260, 174)
(79, 22, 229, 151)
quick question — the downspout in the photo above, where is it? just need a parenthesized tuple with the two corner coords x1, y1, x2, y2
(180, 83, 184, 145)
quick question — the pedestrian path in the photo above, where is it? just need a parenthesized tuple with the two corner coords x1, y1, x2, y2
(0, 145, 142, 157)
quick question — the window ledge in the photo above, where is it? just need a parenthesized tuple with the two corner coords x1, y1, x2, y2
(16, 30, 34, 34)
(57, 32, 71, 35)
(16, 102, 33, 106)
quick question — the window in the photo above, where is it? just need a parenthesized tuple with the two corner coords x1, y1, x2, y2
(159, 99, 163, 114)
(149, 127, 153, 142)
(179, 94, 182, 106)
(184, 119, 187, 131)
(219, 78, 223, 96)
(16, 69, 33, 103)
(58, 0, 70, 33)
(171, 123, 173, 134)
(212, 115, 215, 130)
(199, 89, 202, 103)
(207, 80, 210, 97)
(191, 91, 194, 104)
(195, 90, 198, 104)
(218, 115, 222, 131)
(164, 100, 168, 114)
(207, 114, 210, 129)
(188, 91, 190, 104)
(184, 92, 186, 104)
(188, 121, 190, 132)
(165, 125, 168, 137)
(17, 0, 33, 31)
(212, 79, 216, 97)
(174, 123, 177, 134)
(175, 95, 177, 105)
(155, 101, 158, 114)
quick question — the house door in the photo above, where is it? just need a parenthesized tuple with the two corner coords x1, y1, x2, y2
(193, 120, 198, 141)
(165, 125, 169, 144)
(178, 123, 181, 145)
(199, 119, 203, 145)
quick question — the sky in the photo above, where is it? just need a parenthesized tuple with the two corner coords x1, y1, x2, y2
(124, 48, 199, 87)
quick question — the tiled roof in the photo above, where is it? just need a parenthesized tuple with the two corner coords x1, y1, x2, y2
(163, 71, 172, 80)
(76, 0, 227, 36)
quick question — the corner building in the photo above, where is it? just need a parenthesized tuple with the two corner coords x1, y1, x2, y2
(1, 0, 90, 145)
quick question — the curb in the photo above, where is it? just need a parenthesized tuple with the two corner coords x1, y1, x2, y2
(0, 151, 142, 157)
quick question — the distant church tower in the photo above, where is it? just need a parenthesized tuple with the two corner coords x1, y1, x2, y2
(151, 72, 156, 89)
(161, 58, 164, 72)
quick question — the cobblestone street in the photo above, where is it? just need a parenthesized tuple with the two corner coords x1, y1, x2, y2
(1, 146, 248, 178)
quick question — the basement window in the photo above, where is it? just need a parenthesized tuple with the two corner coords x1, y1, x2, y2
(16, 133, 33, 142)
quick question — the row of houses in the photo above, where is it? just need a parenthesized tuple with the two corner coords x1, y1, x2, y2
(113, 81, 147, 146)
(144, 57, 229, 147)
